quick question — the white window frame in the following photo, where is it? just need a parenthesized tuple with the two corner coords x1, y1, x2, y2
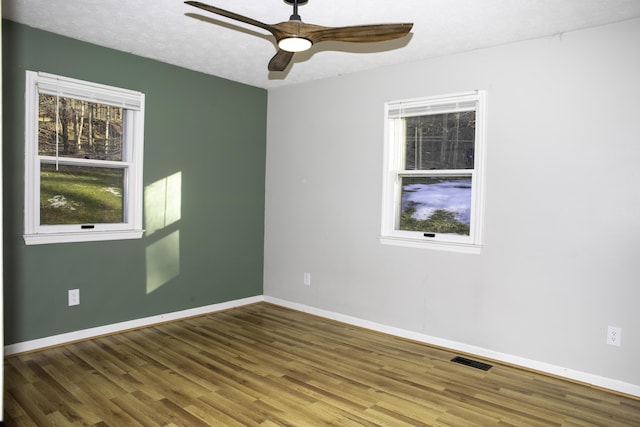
(23, 71, 145, 245)
(380, 90, 487, 254)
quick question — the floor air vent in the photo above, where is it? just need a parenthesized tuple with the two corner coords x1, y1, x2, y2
(451, 356, 492, 371)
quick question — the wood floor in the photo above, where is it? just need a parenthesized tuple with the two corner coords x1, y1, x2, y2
(4, 303, 640, 426)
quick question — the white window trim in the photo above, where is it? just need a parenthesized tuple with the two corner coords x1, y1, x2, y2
(380, 90, 487, 254)
(23, 71, 145, 245)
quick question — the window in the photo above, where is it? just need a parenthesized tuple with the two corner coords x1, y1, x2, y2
(24, 71, 145, 245)
(381, 91, 486, 253)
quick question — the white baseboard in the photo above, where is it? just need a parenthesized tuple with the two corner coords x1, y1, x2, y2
(6, 294, 639, 398)
(4, 295, 264, 355)
(264, 296, 640, 398)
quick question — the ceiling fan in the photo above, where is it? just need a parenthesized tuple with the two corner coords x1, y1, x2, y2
(185, 0, 414, 72)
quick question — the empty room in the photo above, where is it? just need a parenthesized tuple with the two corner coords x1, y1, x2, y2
(2, 0, 640, 425)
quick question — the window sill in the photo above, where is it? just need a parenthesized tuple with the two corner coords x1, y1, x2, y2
(24, 229, 145, 245)
(379, 235, 482, 254)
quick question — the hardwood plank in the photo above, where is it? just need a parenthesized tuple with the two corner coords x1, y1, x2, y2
(4, 303, 640, 426)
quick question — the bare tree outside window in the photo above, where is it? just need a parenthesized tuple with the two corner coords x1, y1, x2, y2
(38, 95, 125, 225)
(38, 95, 123, 160)
(399, 111, 476, 235)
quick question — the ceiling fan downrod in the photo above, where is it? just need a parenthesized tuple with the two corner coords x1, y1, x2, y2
(284, 0, 308, 22)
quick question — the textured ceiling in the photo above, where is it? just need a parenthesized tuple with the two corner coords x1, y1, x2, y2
(3, 0, 640, 89)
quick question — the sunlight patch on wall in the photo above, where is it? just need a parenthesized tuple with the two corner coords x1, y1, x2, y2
(144, 172, 182, 236)
(144, 172, 182, 294)
(146, 230, 180, 294)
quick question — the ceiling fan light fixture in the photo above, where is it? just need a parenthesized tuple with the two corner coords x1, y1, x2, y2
(278, 37, 312, 52)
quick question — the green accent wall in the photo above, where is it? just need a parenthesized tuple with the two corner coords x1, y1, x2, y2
(2, 20, 267, 345)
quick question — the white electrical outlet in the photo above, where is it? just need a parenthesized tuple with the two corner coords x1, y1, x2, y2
(607, 326, 621, 346)
(68, 289, 80, 306)
(303, 272, 311, 286)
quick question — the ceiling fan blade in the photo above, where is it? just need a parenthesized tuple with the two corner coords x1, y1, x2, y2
(306, 23, 413, 44)
(185, 1, 281, 37)
(271, 21, 328, 37)
(268, 50, 295, 72)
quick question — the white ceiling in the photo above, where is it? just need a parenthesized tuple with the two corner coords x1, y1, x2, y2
(3, 0, 640, 89)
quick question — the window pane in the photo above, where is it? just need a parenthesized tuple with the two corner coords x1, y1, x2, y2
(38, 94, 123, 161)
(404, 111, 475, 170)
(399, 176, 471, 235)
(40, 164, 124, 225)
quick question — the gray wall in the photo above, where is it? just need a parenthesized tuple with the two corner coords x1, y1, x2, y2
(264, 19, 640, 387)
(3, 21, 267, 344)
